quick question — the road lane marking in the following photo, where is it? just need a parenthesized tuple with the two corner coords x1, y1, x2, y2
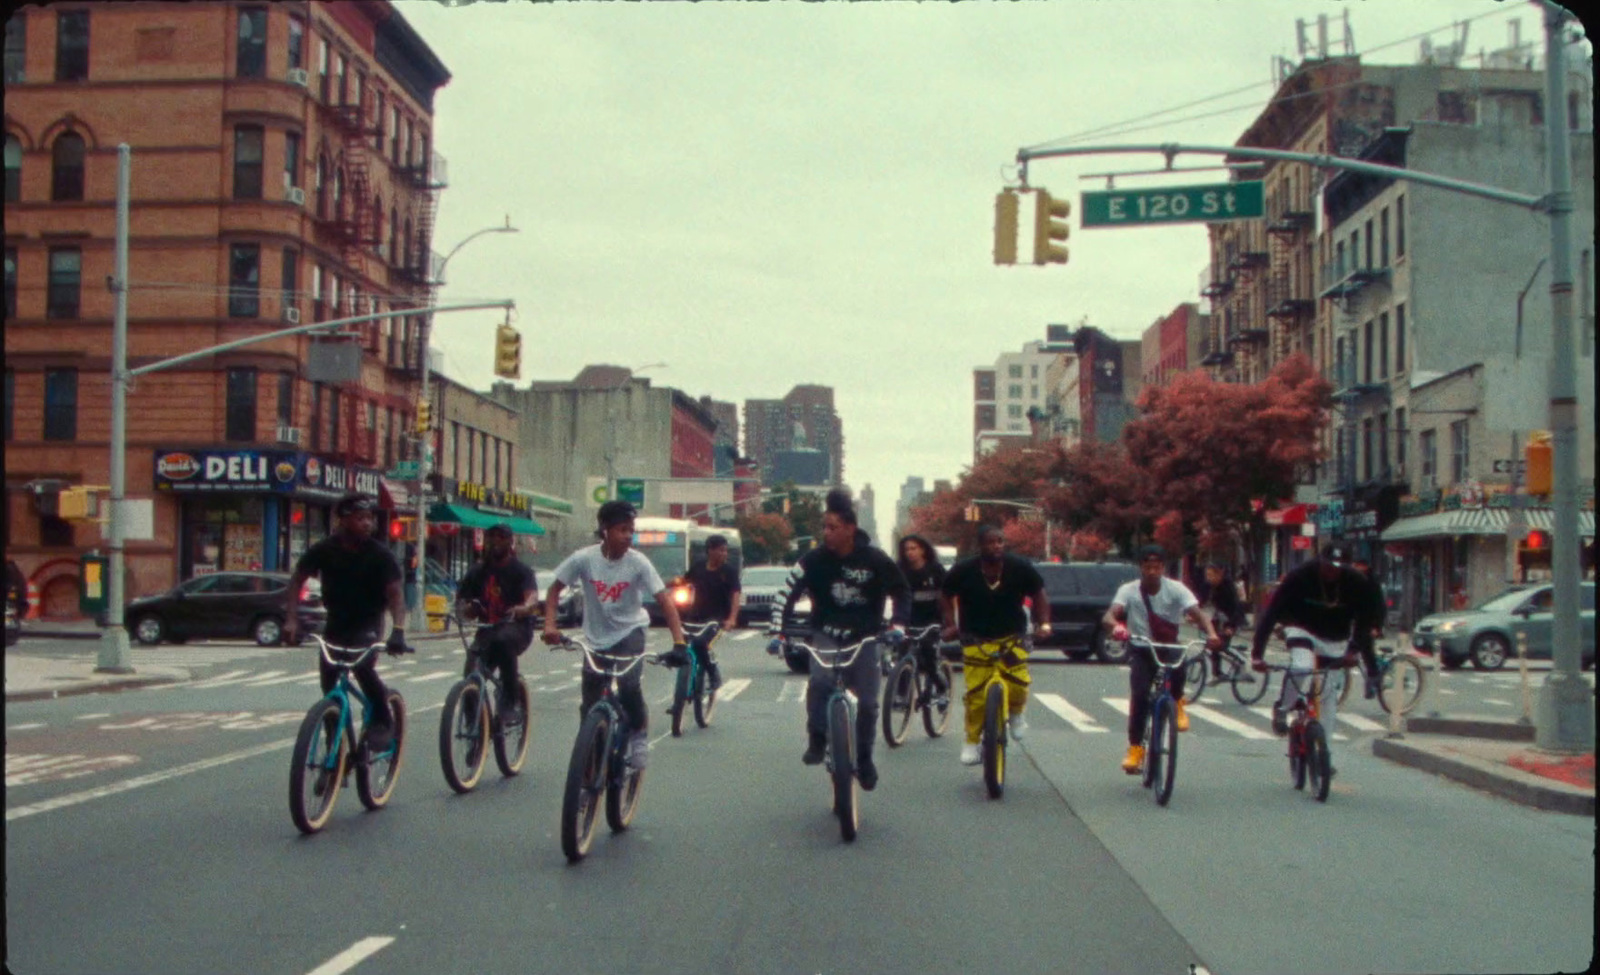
(718, 678, 752, 701)
(193, 670, 289, 688)
(1103, 697, 1132, 716)
(1482, 697, 1513, 706)
(246, 672, 321, 686)
(777, 681, 806, 703)
(402, 670, 456, 683)
(306, 937, 395, 975)
(1034, 693, 1108, 733)
(182, 670, 253, 688)
(7, 753, 141, 786)
(74, 713, 112, 720)
(7, 723, 47, 731)
(1337, 712, 1387, 732)
(1185, 703, 1273, 739)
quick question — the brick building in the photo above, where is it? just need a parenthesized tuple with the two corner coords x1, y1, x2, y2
(3, 2, 449, 616)
(743, 385, 843, 486)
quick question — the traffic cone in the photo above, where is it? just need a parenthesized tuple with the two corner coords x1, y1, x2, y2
(25, 579, 41, 620)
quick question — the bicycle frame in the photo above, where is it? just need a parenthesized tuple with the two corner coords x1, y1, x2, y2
(561, 636, 656, 771)
(310, 636, 389, 760)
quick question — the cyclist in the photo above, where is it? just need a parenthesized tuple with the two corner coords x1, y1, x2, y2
(770, 488, 908, 791)
(1103, 545, 1222, 774)
(284, 493, 410, 753)
(541, 500, 688, 770)
(1196, 562, 1247, 681)
(939, 524, 1050, 767)
(896, 534, 952, 705)
(455, 523, 540, 727)
(1250, 543, 1385, 737)
(665, 533, 739, 698)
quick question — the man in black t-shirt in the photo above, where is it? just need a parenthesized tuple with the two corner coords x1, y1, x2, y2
(455, 523, 540, 723)
(940, 526, 1051, 766)
(670, 534, 739, 692)
(285, 494, 410, 752)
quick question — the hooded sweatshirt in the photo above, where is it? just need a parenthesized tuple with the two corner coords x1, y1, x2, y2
(897, 534, 948, 627)
(771, 528, 910, 640)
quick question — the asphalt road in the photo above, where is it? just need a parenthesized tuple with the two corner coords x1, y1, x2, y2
(5, 630, 1593, 975)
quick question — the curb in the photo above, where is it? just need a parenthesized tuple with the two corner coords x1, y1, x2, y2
(5, 675, 186, 703)
(1406, 716, 1537, 741)
(1371, 737, 1596, 816)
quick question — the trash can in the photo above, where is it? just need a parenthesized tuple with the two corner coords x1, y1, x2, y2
(79, 554, 109, 618)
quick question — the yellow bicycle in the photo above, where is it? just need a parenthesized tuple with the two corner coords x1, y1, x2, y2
(959, 633, 1029, 800)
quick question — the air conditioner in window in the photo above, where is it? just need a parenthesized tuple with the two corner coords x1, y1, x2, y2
(287, 68, 310, 88)
(286, 186, 306, 207)
(283, 306, 301, 324)
(276, 425, 303, 446)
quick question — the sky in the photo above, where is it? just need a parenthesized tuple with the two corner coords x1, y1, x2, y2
(397, 0, 1531, 540)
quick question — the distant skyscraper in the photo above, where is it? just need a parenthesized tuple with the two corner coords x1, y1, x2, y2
(744, 385, 844, 485)
(857, 483, 878, 548)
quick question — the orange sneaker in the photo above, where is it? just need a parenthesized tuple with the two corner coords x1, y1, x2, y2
(1175, 699, 1190, 732)
(1121, 744, 1145, 774)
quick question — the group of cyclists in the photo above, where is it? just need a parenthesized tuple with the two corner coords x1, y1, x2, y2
(285, 486, 1387, 800)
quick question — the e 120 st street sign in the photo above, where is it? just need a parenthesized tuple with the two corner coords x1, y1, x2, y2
(1081, 181, 1264, 228)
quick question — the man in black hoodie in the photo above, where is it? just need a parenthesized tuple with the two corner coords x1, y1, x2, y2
(771, 489, 909, 791)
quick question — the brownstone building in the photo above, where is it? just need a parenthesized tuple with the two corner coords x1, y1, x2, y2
(4, 1, 449, 617)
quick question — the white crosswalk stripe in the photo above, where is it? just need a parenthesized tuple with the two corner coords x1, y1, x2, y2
(182, 670, 254, 689)
(717, 678, 752, 701)
(1337, 712, 1388, 732)
(402, 670, 457, 683)
(1185, 702, 1274, 739)
(242, 671, 320, 686)
(1034, 693, 1109, 733)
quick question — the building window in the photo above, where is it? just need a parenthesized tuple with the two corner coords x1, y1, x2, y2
(47, 247, 81, 318)
(232, 125, 263, 199)
(1450, 419, 1470, 483)
(317, 36, 329, 101)
(1362, 417, 1374, 481)
(328, 386, 341, 449)
(3, 14, 23, 84)
(403, 118, 413, 167)
(1007, 365, 1022, 379)
(1378, 411, 1390, 477)
(365, 401, 376, 459)
(390, 107, 401, 161)
(373, 91, 385, 151)
(4, 246, 15, 319)
(1006, 404, 1023, 418)
(43, 367, 76, 441)
(383, 406, 394, 466)
(277, 372, 294, 427)
(284, 131, 301, 190)
(228, 244, 260, 318)
(1396, 195, 1405, 257)
(287, 16, 304, 70)
(236, 8, 265, 78)
(55, 10, 88, 83)
(4, 134, 19, 202)
(1420, 428, 1437, 487)
(281, 248, 297, 320)
(1378, 312, 1389, 379)
(1362, 321, 1374, 384)
(388, 206, 398, 265)
(334, 52, 346, 105)
(1380, 206, 1390, 267)
(1396, 407, 1407, 473)
(1364, 218, 1374, 268)
(1334, 240, 1345, 278)
(51, 132, 85, 201)
(1395, 303, 1406, 373)
(494, 438, 502, 489)
(315, 153, 328, 217)
(225, 368, 257, 442)
(465, 425, 475, 479)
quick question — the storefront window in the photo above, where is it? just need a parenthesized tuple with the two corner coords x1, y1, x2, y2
(181, 496, 266, 578)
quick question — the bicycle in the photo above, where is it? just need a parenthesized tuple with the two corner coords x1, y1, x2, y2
(1127, 637, 1205, 807)
(554, 635, 667, 863)
(438, 605, 533, 793)
(959, 633, 1030, 801)
(288, 635, 412, 835)
(882, 624, 954, 746)
(1260, 659, 1348, 802)
(1188, 641, 1275, 705)
(789, 632, 879, 843)
(668, 621, 721, 737)
(1335, 643, 1425, 714)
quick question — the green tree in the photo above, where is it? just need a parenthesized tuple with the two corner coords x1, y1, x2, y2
(736, 511, 793, 566)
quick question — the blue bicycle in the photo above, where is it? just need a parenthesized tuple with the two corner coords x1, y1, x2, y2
(288, 635, 413, 834)
(555, 635, 666, 863)
(668, 621, 721, 737)
(1126, 636, 1204, 808)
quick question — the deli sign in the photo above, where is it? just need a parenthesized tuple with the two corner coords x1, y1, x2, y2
(154, 450, 299, 493)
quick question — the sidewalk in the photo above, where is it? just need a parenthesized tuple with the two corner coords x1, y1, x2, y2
(1372, 716, 1595, 817)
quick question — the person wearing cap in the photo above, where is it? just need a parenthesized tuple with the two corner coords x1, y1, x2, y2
(285, 493, 410, 753)
(939, 524, 1050, 767)
(1103, 545, 1222, 775)
(1250, 543, 1386, 738)
(541, 500, 688, 770)
(455, 523, 540, 727)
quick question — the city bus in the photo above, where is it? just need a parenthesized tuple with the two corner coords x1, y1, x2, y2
(631, 517, 743, 624)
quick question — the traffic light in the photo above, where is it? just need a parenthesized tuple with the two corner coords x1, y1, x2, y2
(1522, 529, 1550, 551)
(415, 399, 431, 434)
(1032, 189, 1070, 265)
(994, 189, 1020, 265)
(965, 504, 981, 522)
(1524, 430, 1552, 496)
(493, 324, 522, 380)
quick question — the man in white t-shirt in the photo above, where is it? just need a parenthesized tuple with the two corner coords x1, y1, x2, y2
(542, 501, 688, 769)
(1102, 546, 1221, 775)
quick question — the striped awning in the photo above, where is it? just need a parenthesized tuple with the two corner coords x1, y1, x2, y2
(1382, 507, 1595, 542)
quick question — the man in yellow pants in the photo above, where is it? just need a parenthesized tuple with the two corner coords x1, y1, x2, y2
(939, 526, 1051, 766)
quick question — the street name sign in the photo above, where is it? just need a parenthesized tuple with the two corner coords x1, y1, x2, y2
(1081, 181, 1264, 228)
(388, 460, 421, 480)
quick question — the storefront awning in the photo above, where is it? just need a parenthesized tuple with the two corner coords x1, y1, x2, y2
(1381, 507, 1595, 542)
(1264, 503, 1311, 526)
(428, 503, 546, 536)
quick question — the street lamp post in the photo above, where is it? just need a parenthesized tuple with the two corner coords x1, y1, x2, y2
(410, 218, 519, 634)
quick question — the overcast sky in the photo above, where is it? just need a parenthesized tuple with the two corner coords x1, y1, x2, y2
(399, 0, 1529, 540)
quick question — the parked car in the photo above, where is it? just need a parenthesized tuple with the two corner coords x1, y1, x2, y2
(1031, 561, 1142, 663)
(1410, 582, 1595, 670)
(738, 565, 802, 628)
(533, 580, 584, 628)
(125, 572, 326, 647)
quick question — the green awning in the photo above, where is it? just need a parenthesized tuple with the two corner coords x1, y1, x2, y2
(429, 503, 546, 536)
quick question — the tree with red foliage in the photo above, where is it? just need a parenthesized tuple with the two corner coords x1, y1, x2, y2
(1038, 439, 1155, 555)
(736, 511, 793, 566)
(905, 445, 1056, 555)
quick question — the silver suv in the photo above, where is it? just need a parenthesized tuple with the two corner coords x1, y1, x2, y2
(1411, 582, 1596, 670)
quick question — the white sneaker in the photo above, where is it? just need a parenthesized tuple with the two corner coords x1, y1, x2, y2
(1009, 714, 1028, 740)
(960, 743, 981, 765)
(626, 732, 650, 769)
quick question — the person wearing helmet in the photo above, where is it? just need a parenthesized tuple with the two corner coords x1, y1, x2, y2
(455, 523, 540, 727)
(541, 500, 688, 770)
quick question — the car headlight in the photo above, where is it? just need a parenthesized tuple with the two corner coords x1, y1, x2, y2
(1436, 620, 1465, 633)
(673, 586, 692, 607)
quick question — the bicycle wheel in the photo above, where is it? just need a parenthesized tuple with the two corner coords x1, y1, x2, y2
(828, 695, 858, 842)
(289, 698, 347, 835)
(493, 677, 532, 777)
(439, 680, 489, 793)
(561, 709, 609, 862)
(1290, 724, 1307, 791)
(670, 663, 691, 737)
(981, 679, 1006, 800)
(1378, 655, 1425, 715)
(1183, 656, 1207, 704)
(882, 656, 917, 747)
(1142, 697, 1161, 790)
(693, 665, 717, 729)
(357, 691, 406, 811)
(1214, 649, 1243, 686)
(605, 736, 646, 833)
(1154, 699, 1179, 807)
(922, 662, 955, 739)
(1306, 721, 1331, 802)
(1232, 663, 1271, 705)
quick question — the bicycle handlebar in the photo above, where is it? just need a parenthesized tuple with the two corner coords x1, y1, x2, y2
(681, 620, 722, 640)
(552, 636, 665, 677)
(1125, 637, 1206, 667)
(310, 634, 413, 666)
(788, 635, 877, 670)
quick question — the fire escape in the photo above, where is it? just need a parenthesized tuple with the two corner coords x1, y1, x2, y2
(1264, 177, 1315, 363)
(1225, 218, 1271, 379)
(392, 148, 448, 378)
(1199, 250, 1236, 371)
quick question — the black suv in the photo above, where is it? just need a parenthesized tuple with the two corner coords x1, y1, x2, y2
(126, 571, 326, 647)
(1032, 561, 1141, 663)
